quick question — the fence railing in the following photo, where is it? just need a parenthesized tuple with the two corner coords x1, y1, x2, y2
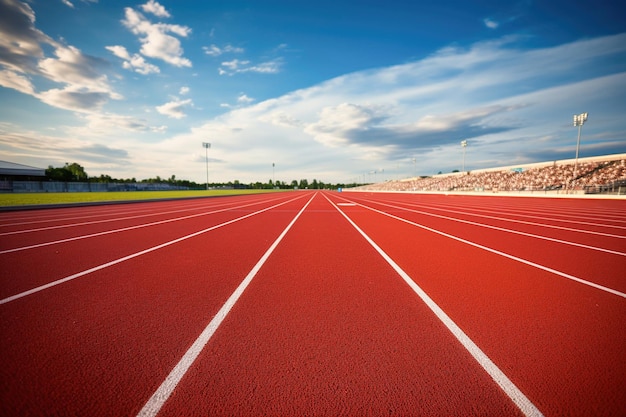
(583, 180, 626, 195)
(0, 180, 189, 193)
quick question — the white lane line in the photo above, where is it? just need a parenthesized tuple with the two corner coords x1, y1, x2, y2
(324, 194, 543, 417)
(136, 193, 316, 417)
(418, 199, 626, 225)
(0, 194, 287, 236)
(0, 194, 307, 305)
(357, 198, 626, 257)
(0, 205, 220, 235)
(0, 195, 295, 254)
(382, 199, 626, 240)
(338, 196, 626, 299)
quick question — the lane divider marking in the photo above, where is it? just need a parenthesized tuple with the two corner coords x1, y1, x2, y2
(0, 194, 308, 305)
(0, 195, 296, 254)
(324, 193, 544, 417)
(356, 197, 625, 257)
(400, 198, 626, 227)
(335, 195, 626, 299)
(136, 193, 316, 417)
(374, 197, 626, 239)
(0, 198, 235, 229)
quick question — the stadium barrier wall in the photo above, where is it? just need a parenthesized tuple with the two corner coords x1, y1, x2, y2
(3, 181, 188, 193)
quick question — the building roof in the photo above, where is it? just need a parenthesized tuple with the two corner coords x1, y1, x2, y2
(0, 160, 46, 177)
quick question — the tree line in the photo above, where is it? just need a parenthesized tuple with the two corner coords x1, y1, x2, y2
(45, 163, 359, 190)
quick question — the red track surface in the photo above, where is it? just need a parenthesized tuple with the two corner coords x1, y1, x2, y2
(1, 191, 625, 416)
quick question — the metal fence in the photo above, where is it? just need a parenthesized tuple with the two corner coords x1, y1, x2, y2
(1, 181, 189, 193)
(583, 180, 626, 195)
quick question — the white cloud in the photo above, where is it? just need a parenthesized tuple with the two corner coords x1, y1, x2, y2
(38, 45, 108, 90)
(0, 0, 120, 113)
(0, 69, 35, 95)
(237, 93, 254, 104)
(34, 44, 121, 112)
(106, 45, 131, 61)
(38, 85, 116, 113)
(0, 0, 52, 74)
(203, 44, 245, 57)
(258, 111, 304, 129)
(218, 58, 282, 75)
(121, 7, 192, 68)
(148, 33, 626, 183)
(304, 103, 387, 147)
(140, 0, 170, 18)
(2, 0, 626, 186)
(156, 98, 192, 119)
(246, 60, 282, 74)
(220, 93, 255, 109)
(0, 125, 131, 172)
(484, 18, 499, 29)
(203, 45, 222, 57)
(125, 54, 160, 74)
(80, 113, 152, 133)
(61, 0, 98, 8)
(106, 45, 160, 74)
(221, 59, 249, 70)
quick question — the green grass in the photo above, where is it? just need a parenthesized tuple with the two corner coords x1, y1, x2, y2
(0, 189, 287, 207)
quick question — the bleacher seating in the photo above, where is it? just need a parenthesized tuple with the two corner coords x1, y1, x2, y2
(354, 158, 626, 194)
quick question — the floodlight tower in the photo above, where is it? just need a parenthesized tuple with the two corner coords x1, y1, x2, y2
(572, 112, 588, 187)
(461, 140, 468, 172)
(202, 142, 211, 190)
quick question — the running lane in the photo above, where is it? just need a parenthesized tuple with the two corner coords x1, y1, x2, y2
(330, 191, 626, 416)
(155, 192, 529, 416)
(0, 193, 311, 416)
(0, 193, 299, 299)
(343, 193, 626, 292)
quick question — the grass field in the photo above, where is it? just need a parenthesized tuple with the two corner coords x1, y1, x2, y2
(0, 189, 287, 207)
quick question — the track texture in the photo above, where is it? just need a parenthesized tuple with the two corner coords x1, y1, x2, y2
(1, 191, 624, 416)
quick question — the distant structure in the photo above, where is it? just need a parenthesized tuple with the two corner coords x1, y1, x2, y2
(0, 160, 45, 180)
(351, 153, 626, 195)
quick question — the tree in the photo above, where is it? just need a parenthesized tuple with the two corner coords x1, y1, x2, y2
(65, 163, 88, 181)
(46, 163, 87, 181)
(46, 165, 71, 181)
(96, 174, 113, 183)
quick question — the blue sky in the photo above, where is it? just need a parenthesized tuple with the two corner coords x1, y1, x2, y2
(1, 0, 625, 184)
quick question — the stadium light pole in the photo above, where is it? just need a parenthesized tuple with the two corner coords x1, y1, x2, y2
(461, 140, 468, 172)
(272, 162, 275, 188)
(572, 112, 588, 187)
(202, 142, 210, 190)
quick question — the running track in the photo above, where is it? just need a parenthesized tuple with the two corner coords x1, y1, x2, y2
(1, 191, 624, 416)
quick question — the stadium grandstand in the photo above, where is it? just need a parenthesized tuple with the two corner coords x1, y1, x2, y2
(0, 161, 46, 192)
(351, 154, 626, 195)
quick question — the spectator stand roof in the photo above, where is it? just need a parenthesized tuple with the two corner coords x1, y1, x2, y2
(0, 160, 46, 178)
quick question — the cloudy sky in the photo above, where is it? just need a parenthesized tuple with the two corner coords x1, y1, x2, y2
(1, 0, 625, 184)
